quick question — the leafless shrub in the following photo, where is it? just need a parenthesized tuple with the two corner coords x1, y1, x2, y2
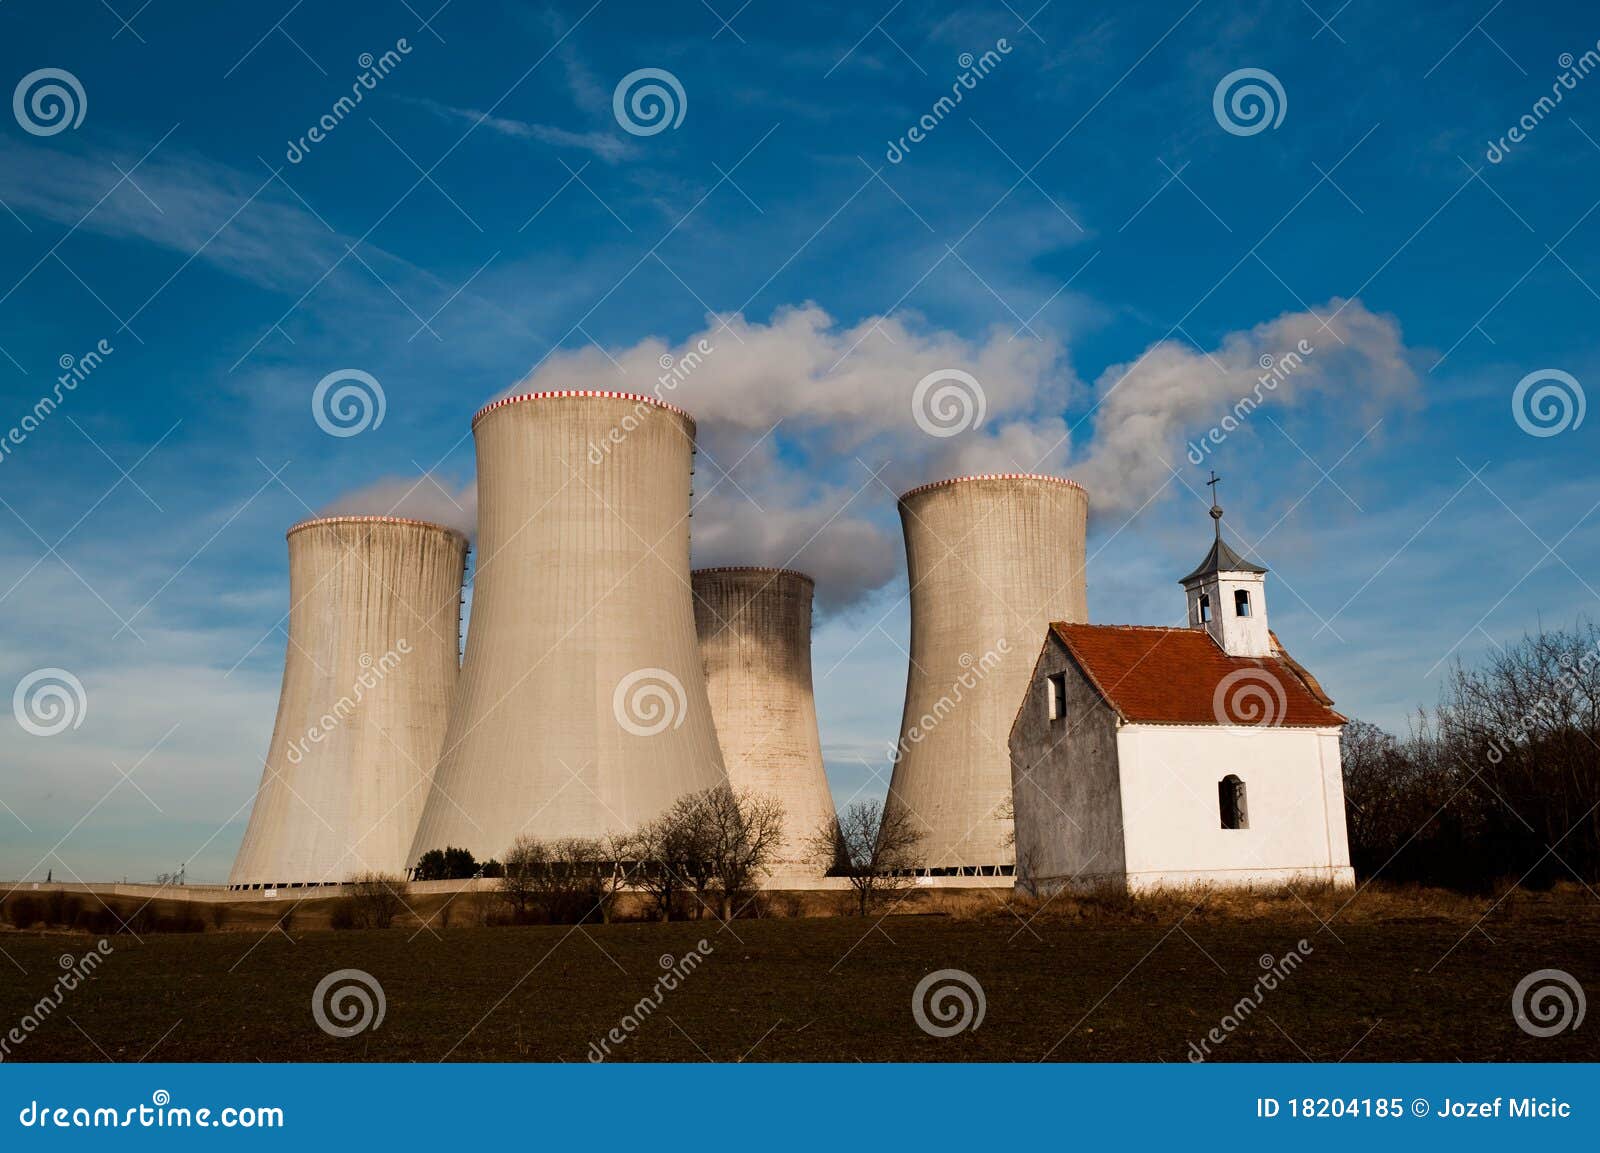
(347, 873, 410, 929)
(701, 785, 786, 920)
(629, 786, 786, 921)
(809, 799, 925, 916)
(499, 836, 606, 924)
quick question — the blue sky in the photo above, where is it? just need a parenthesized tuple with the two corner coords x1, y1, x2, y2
(1, 0, 1597, 882)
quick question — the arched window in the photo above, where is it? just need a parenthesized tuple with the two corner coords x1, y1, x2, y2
(1199, 593, 1211, 623)
(1218, 775, 1248, 830)
(1234, 588, 1251, 617)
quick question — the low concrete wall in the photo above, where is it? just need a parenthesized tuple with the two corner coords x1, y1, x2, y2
(1, 880, 235, 904)
(2, 876, 864, 904)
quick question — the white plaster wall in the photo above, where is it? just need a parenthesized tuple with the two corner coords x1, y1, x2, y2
(1188, 572, 1271, 657)
(1114, 723, 1354, 890)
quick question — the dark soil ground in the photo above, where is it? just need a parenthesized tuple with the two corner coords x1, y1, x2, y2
(1, 885, 1595, 1061)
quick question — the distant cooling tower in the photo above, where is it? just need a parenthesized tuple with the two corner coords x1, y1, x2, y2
(407, 391, 727, 865)
(692, 567, 836, 883)
(883, 474, 1089, 882)
(229, 516, 467, 889)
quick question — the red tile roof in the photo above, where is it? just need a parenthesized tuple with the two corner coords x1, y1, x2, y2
(1049, 622, 1345, 729)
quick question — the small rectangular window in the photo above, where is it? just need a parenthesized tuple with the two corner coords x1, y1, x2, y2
(1199, 593, 1211, 622)
(1047, 671, 1068, 722)
(1234, 589, 1251, 617)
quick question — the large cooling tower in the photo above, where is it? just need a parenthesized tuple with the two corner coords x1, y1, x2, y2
(229, 516, 467, 888)
(407, 390, 727, 865)
(883, 474, 1089, 881)
(692, 567, 836, 883)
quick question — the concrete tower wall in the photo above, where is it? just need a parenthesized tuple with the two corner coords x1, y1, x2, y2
(407, 391, 727, 865)
(884, 474, 1089, 879)
(692, 567, 835, 882)
(229, 516, 467, 888)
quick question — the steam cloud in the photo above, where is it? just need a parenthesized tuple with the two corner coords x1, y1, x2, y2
(323, 299, 1417, 611)
(318, 476, 477, 538)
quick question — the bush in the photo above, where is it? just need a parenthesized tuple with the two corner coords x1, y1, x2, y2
(5, 896, 42, 928)
(413, 846, 479, 881)
(329, 899, 358, 930)
(499, 836, 607, 924)
(1343, 620, 1600, 892)
(47, 890, 77, 925)
(152, 904, 205, 933)
(73, 907, 118, 935)
(346, 873, 410, 929)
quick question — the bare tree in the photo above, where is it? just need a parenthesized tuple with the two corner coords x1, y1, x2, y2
(661, 792, 719, 918)
(632, 805, 710, 921)
(347, 872, 410, 929)
(1439, 620, 1600, 883)
(699, 785, 786, 920)
(810, 799, 925, 916)
(498, 835, 607, 923)
(498, 835, 542, 923)
(596, 831, 641, 924)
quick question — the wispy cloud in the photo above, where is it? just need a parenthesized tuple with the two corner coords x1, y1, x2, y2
(407, 97, 634, 164)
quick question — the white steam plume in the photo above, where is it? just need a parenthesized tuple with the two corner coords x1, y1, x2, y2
(322, 299, 1417, 611)
(318, 475, 477, 537)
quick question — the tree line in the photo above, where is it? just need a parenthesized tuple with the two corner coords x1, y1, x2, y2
(1342, 619, 1600, 891)
(404, 785, 928, 925)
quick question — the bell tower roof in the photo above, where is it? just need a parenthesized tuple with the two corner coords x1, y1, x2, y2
(1179, 472, 1267, 585)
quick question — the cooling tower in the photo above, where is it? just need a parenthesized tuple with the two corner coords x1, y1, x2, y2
(692, 567, 836, 884)
(229, 516, 467, 888)
(407, 390, 727, 866)
(883, 474, 1089, 882)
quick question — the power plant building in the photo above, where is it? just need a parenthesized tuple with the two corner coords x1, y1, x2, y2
(883, 474, 1089, 883)
(692, 567, 836, 883)
(229, 515, 468, 889)
(407, 391, 728, 866)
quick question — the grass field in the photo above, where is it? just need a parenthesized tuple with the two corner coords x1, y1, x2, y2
(0, 885, 1595, 1062)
